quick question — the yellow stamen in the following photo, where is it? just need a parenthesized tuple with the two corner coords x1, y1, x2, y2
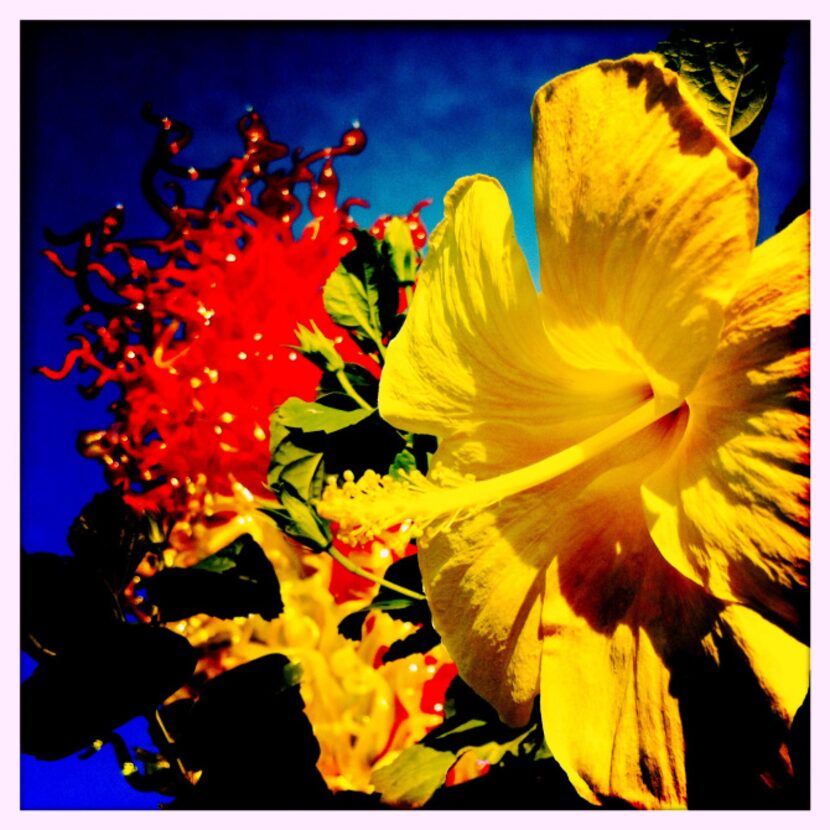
(319, 395, 681, 544)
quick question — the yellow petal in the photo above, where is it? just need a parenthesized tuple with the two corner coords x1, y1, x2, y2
(715, 604, 809, 725)
(420, 406, 688, 732)
(685, 603, 809, 804)
(420, 483, 547, 726)
(379, 175, 550, 438)
(642, 213, 809, 638)
(539, 486, 697, 809)
(538, 488, 808, 809)
(533, 54, 758, 402)
(379, 174, 654, 445)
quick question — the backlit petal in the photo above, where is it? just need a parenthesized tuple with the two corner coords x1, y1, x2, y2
(379, 175, 653, 445)
(533, 54, 758, 401)
(642, 214, 809, 638)
(379, 175, 553, 438)
(714, 604, 809, 725)
(420, 485, 547, 726)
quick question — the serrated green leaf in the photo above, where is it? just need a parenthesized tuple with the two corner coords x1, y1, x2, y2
(142, 534, 283, 621)
(323, 230, 399, 356)
(658, 24, 786, 153)
(277, 396, 373, 434)
(260, 490, 331, 552)
(381, 624, 441, 663)
(370, 744, 457, 807)
(292, 320, 345, 373)
(323, 265, 378, 332)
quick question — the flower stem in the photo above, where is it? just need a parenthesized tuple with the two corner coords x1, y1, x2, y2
(326, 544, 425, 601)
(335, 368, 374, 412)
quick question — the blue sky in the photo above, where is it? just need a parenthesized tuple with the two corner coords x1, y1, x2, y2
(21, 21, 809, 808)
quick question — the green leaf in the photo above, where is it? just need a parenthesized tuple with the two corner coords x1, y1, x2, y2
(142, 534, 283, 622)
(279, 454, 326, 503)
(67, 489, 159, 592)
(22, 552, 123, 660)
(292, 320, 345, 373)
(657, 23, 787, 153)
(383, 216, 417, 285)
(370, 744, 457, 807)
(260, 489, 332, 553)
(323, 230, 399, 356)
(169, 654, 333, 809)
(381, 624, 441, 663)
(193, 554, 236, 573)
(369, 673, 538, 806)
(323, 265, 376, 331)
(276, 396, 373, 434)
(318, 363, 379, 407)
(389, 448, 418, 480)
(267, 417, 324, 501)
(22, 626, 197, 760)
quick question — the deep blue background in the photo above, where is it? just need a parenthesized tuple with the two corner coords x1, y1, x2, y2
(21, 22, 809, 809)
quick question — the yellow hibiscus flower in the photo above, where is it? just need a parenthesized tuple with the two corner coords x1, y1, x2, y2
(319, 54, 809, 808)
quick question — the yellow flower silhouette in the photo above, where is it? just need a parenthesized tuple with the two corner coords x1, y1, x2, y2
(320, 54, 809, 808)
(165, 495, 453, 794)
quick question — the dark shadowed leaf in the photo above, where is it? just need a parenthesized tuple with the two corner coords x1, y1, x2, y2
(22, 552, 122, 659)
(338, 556, 429, 641)
(271, 410, 406, 486)
(776, 182, 810, 233)
(68, 489, 160, 592)
(338, 596, 421, 641)
(318, 362, 380, 406)
(423, 754, 593, 810)
(21, 625, 197, 760)
(381, 624, 442, 663)
(370, 675, 585, 808)
(371, 745, 457, 807)
(142, 534, 283, 622)
(170, 654, 333, 808)
(658, 23, 787, 154)
(323, 230, 400, 356)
